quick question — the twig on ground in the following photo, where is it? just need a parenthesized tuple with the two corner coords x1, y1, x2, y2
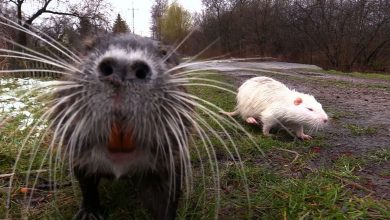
(0, 170, 47, 179)
(0, 173, 14, 179)
(273, 146, 300, 165)
(0, 116, 13, 129)
(329, 173, 375, 195)
(22, 169, 47, 174)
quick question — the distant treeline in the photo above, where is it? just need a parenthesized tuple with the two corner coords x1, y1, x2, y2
(1, 0, 389, 74)
(152, 0, 390, 72)
(0, 0, 135, 78)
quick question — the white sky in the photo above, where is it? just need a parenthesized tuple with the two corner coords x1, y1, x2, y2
(19, 0, 202, 37)
(109, 0, 203, 37)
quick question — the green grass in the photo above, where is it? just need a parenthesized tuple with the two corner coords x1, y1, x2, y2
(256, 68, 390, 90)
(318, 69, 390, 81)
(343, 124, 378, 136)
(367, 148, 390, 164)
(1, 74, 389, 219)
(325, 108, 356, 121)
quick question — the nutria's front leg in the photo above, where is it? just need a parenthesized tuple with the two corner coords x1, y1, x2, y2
(138, 171, 181, 220)
(294, 126, 312, 140)
(73, 167, 104, 220)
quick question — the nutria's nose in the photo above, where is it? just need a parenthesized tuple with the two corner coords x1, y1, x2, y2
(323, 119, 328, 123)
(98, 58, 151, 84)
(132, 61, 151, 79)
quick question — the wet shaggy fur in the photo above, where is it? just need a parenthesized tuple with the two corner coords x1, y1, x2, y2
(50, 34, 193, 220)
(222, 76, 329, 139)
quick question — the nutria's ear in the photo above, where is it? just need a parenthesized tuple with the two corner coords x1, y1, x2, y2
(159, 45, 168, 56)
(294, 97, 303, 105)
(83, 36, 97, 51)
(158, 44, 181, 66)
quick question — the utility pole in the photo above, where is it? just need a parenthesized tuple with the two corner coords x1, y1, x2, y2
(130, 1, 138, 34)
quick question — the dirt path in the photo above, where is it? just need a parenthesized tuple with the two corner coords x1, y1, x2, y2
(193, 61, 390, 199)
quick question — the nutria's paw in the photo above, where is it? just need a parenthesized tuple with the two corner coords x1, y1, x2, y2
(73, 208, 105, 220)
(299, 134, 312, 140)
(246, 117, 258, 124)
(262, 132, 274, 138)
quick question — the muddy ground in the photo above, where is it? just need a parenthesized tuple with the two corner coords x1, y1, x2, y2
(194, 61, 390, 200)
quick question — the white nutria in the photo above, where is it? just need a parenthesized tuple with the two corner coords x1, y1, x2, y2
(221, 76, 329, 140)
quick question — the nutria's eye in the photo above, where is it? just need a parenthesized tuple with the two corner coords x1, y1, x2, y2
(306, 107, 313, 111)
(161, 49, 167, 56)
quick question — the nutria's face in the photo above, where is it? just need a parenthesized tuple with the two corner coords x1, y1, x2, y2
(54, 34, 190, 172)
(290, 95, 329, 129)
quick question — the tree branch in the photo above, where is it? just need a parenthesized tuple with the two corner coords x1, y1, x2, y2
(8, 0, 18, 5)
(44, 10, 79, 17)
(25, 0, 53, 24)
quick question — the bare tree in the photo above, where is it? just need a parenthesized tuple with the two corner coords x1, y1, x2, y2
(3, 0, 111, 46)
(151, 0, 168, 40)
(288, 0, 390, 70)
(0, 1, 17, 69)
(185, 0, 390, 71)
(202, 0, 231, 52)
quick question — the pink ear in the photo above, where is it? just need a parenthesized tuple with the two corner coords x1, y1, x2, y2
(294, 97, 303, 105)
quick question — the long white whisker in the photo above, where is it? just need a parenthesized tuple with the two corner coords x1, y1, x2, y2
(0, 48, 78, 72)
(25, 91, 87, 211)
(182, 83, 237, 95)
(165, 67, 223, 77)
(52, 95, 93, 196)
(160, 105, 192, 200)
(273, 117, 299, 140)
(168, 90, 263, 155)
(165, 57, 272, 74)
(183, 38, 220, 64)
(0, 69, 73, 77)
(4, 91, 77, 213)
(169, 94, 254, 214)
(0, 81, 79, 133)
(159, 114, 178, 209)
(0, 37, 79, 69)
(170, 93, 265, 216)
(0, 17, 81, 63)
(163, 28, 197, 63)
(170, 76, 235, 90)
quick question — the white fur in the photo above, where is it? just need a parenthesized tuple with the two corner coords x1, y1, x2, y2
(75, 146, 155, 179)
(227, 76, 328, 139)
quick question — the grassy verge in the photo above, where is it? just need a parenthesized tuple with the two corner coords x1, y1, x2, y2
(317, 69, 390, 81)
(0, 75, 389, 219)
